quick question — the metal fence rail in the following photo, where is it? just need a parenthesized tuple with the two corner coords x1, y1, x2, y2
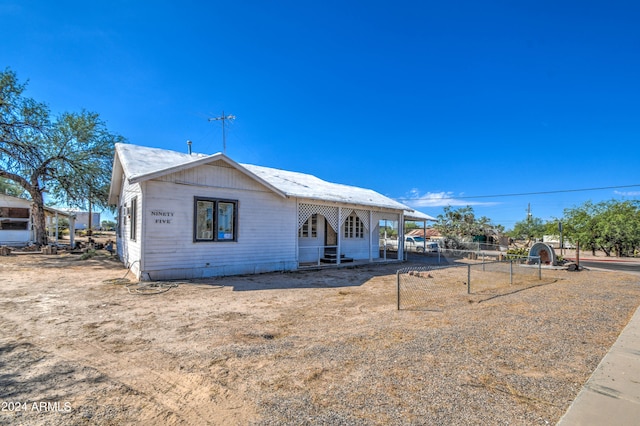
(397, 257, 543, 311)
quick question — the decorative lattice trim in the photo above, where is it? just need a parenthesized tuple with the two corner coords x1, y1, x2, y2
(298, 203, 339, 232)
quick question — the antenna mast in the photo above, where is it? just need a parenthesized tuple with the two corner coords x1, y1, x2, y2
(208, 111, 236, 154)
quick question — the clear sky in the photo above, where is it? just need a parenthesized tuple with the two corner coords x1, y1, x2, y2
(2, 0, 639, 229)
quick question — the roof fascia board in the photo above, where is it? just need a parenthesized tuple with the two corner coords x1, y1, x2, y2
(107, 151, 124, 205)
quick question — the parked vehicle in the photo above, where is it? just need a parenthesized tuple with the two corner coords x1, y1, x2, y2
(380, 236, 439, 253)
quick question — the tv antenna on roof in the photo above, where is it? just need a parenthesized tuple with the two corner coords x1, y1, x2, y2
(208, 111, 235, 154)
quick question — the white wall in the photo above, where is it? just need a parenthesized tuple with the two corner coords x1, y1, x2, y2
(138, 161, 297, 280)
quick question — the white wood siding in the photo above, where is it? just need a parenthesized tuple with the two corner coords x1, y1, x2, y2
(116, 176, 142, 276)
(140, 163, 297, 279)
(340, 232, 372, 260)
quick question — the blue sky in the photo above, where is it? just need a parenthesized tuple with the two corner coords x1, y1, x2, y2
(2, 1, 639, 229)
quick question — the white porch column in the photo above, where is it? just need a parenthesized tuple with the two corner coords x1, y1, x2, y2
(69, 215, 75, 248)
(295, 201, 300, 265)
(399, 212, 405, 260)
(423, 220, 427, 251)
(369, 210, 373, 262)
(54, 212, 59, 244)
(337, 206, 341, 265)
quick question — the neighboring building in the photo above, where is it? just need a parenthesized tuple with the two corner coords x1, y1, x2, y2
(0, 193, 74, 246)
(73, 212, 101, 231)
(0, 194, 32, 245)
(406, 228, 441, 240)
(108, 143, 426, 280)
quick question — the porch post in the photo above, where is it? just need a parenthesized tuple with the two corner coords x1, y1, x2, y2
(423, 219, 427, 252)
(399, 212, 405, 260)
(54, 212, 59, 243)
(369, 210, 373, 262)
(69, 215, 75, 249)
(295, 201, 300, 266)
(337, 206, 341, 265)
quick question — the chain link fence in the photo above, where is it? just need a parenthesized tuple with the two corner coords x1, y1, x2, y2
(397, 257, 545, 311)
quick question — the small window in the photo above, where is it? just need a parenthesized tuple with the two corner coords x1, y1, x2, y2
(344, 213, 364, 239)
(0, 207, 29, 218)
(298, 214, 317, 238)
(130, 197, 137, 241)
(194, 197, 237, 242)
(0, 207, 30, 230)
(0, 219, 29, 230)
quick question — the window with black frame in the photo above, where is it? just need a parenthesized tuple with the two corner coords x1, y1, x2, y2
(194, 197, 237, 242)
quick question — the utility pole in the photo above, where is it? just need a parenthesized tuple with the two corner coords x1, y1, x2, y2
(208, 111, 235, 154)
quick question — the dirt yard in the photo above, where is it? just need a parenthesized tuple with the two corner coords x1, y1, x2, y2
(1, 251, 639, 425)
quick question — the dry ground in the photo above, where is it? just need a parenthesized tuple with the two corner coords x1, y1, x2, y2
(0, 252, 639, 425)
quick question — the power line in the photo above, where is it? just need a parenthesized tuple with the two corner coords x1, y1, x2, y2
(396, 184, 640, 201)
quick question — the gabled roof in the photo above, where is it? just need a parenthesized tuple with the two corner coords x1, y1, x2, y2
(108, 143, 412, 211)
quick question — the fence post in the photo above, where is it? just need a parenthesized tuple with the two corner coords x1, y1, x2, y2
(538, 257, 542, 280)
(510, 260, 513, 285)
(396, 270, 400, 310)
(482, 252, 485, 271)
(467, 264, 471, 294)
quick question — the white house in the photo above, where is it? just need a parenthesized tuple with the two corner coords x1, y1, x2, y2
(0, 194, 32, 245)
(108, 143, 425, 280)
(0, 193, 75, 246)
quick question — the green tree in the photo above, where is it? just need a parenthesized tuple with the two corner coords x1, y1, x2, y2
(434, 205, 500, 247)
(101, 220, 116, 230)
(508, 216, 547, 244)
(563, 199, 640, 257)
(0, 69, 124, 245)
(0, 176, 25, 197)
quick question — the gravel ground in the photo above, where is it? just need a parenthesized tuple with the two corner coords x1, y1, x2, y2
(0, 253, 639, 425)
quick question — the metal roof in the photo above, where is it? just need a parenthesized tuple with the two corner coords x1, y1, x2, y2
(110, 143, 429, 213)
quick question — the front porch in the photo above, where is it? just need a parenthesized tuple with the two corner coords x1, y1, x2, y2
(296, 201, 405, 268)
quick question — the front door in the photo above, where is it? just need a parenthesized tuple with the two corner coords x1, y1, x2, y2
(325, 221, 337, 256)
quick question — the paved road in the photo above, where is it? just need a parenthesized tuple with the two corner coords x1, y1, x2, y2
(565, 258, 640, 274)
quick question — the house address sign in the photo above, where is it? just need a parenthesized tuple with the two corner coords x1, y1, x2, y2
(150, 210, 174, 224)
